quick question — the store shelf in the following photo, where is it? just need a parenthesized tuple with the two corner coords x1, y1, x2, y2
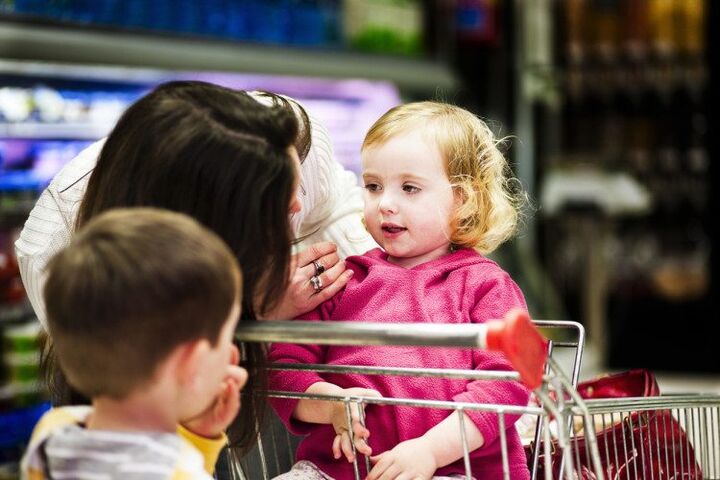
(0, 121, 112, 139)
(0, 19, 458, 93)
(0, 303, 35, 326)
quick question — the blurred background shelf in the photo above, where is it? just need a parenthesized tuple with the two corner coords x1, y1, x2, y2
(0, 17, 458, 95)
(0, 121, 114, 139)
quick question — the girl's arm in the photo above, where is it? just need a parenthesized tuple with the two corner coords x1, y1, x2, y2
(293, 381, 348, 424)
(267, 283, 347, 431)
(367, 411, 484, 480)
(451, 273, 531, 445)
(294, 381, 380, 462)
(269, 347, 380, 462)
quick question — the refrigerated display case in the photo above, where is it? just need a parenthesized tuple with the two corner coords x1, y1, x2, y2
(522, 0, 715, 372)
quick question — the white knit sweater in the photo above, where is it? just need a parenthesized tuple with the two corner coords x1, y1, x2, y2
(15, 101, 377, 328)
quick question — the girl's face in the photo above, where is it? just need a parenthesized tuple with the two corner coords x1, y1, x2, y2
(362, 130, 459, 269)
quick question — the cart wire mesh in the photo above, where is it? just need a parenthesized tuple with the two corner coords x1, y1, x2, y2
(219, 319, 614, 480)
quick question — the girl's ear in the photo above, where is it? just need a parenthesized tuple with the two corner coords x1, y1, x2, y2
(452, 185, 464, 210)
(173, 339, 212, 390)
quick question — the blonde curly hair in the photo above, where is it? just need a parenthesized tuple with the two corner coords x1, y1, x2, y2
(362, 101, 524, 255)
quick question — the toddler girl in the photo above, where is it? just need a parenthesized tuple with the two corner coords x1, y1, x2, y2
(269, 102, 531, 480)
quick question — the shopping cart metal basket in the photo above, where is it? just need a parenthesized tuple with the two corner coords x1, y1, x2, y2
(539, 394, 720, 479)
(223, 314, 610, 480)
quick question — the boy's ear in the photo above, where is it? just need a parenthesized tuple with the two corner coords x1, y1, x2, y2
(172, 339, 212, 389)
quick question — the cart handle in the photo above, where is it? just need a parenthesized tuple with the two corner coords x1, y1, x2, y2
(485, 309, 548, 390)
(235, 309, 548, 389)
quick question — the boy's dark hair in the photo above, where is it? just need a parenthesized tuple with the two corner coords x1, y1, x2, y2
(44, 208, 241, 399)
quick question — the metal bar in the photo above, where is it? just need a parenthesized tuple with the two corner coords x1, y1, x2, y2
(269, 418, 280, 475)
(236, 320, 488, 348)
(266, 391, 542, 415)
(713, 407, 719, 477)
(637, 412, 647, 480)
(542, 417, 552, 480)
(579, 413, 590, 474)
(662, 412, 670, 480)
(690, 408, 698, 473)
(229, 447, 247, 480)
(572, 415, 582, 479)
(682, 408, 690, 478)
(344, 401, 361, 480)
(284, 428, 294, 472)
(358, 405, 371, 476)
(530, 343, 554, 480)
(702, 407, 710, 475)
(457, 408, 473, 480)
(269, 362, 521, 382)
(627, 413, 639, 480)
(610, 413, 627, 480)
(579, 395, 720, 413)
(668, 410, 682, 480)
(497, 412, 509, 480)
(647, 413, 656, 480)
(535, 386, 572, 478)
(546, 357, 605, 480)
(255, 418, 270, 480)
(599, 413, 610, 479)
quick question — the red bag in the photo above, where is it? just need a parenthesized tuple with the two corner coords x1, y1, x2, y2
(576, 368, 660, 399)
(530, 369, 702, 479)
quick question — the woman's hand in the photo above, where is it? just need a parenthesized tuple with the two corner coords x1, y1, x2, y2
(260, 241, 354, 319)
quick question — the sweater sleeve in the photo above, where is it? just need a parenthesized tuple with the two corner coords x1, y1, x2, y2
(451, 272, 531, 448)
(267, 340, 326, 435)
(14, 140, 104, 329)
(267, 295, 341, 435)
(294, 113, 378, 258)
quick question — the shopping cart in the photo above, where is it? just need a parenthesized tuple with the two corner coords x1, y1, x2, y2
(544, 394, 720, 479)
(224, 313, 609, 480)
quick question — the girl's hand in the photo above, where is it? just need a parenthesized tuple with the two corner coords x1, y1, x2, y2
(330, 387, 382, 463)
(182, 345, 248, 438)
(368, 437, 438, 480)
(260, 242, 354, 320)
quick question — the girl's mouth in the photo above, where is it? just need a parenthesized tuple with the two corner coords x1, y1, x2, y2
(381, 223, 407, 237)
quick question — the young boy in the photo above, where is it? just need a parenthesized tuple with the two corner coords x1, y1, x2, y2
(21, 208, 247, 479)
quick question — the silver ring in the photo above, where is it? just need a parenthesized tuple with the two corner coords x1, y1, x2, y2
(312, 260, 325, 276)
(310, 275, 323, 293)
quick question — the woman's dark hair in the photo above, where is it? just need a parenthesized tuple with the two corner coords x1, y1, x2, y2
(45, 80, 305, 454)
(78, 81, 299, 319)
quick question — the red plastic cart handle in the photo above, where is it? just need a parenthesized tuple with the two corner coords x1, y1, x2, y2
(485, 309, 548, 390)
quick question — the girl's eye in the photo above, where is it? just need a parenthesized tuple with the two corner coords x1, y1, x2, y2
(403, 184, 420, 193)
(364, 183, 381, 192)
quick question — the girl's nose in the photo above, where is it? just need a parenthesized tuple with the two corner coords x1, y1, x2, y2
(378, 193, 397, 214)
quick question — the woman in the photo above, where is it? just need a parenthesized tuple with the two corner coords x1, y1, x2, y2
(17, 85, 376, 327)
(15, 80, 375, 453)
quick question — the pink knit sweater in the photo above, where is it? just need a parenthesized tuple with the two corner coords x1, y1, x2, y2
(269, 248, 531, 479)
